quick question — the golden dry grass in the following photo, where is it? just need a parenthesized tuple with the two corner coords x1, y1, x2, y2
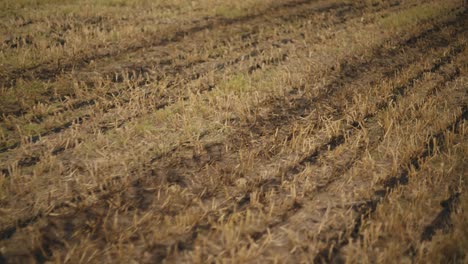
(0, 0, 467, 263)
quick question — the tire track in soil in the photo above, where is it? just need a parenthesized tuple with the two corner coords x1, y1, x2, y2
(314, 107, 468, 263)
(0, 8, 463, 245)
(0, 0, 349, 88)
(0, 0, 366, 154)
(0, 7, 465, 263)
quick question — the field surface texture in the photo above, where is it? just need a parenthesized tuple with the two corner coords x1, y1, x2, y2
(0, 0, 467, 263)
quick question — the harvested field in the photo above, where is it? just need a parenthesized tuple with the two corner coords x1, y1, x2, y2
(0, 0, 467, 263)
